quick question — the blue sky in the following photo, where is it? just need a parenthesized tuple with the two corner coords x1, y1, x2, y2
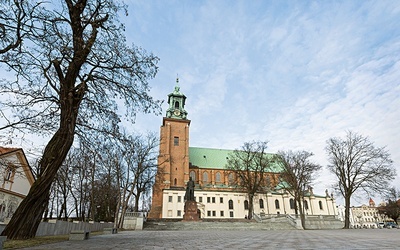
(123, 0, 400, 204)
(2, 1, 400, 205)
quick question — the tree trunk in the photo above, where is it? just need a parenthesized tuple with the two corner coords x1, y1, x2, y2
(248, 193, 254, 219)
(134, 191, 141, 212)
(344, 195, 351, 229)
(118, 189, 134, 228)
(1, 124, 76, 239)
(1, 83, 82, 239)
(296, 196, 305, 229)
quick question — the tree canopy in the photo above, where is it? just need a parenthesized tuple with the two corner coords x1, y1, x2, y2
(326, 131, 396, 229)
(226, 140, 274, 219)
(0, 0, 161, 239)
(277, 150, 322, 229)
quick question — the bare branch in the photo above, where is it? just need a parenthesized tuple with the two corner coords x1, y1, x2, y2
(326, 131, 396, 228)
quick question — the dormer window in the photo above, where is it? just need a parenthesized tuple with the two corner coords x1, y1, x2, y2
(4, 166, 15, 182)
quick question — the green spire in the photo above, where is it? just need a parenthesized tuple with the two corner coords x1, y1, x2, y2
(166, 78, 188, 119)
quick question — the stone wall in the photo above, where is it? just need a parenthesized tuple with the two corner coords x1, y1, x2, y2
(0, 220, 114, 236)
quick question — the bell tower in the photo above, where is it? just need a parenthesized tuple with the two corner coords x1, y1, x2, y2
(148, 79, 190, 219)
(166, 78, 188, 120)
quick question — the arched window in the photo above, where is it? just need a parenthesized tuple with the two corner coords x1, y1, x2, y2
(319, 201, 323, 210)
(203, 172, 208, 183)
(5, 167, 15, 181)
(190, 171, 196, 181)
(228, 173, 234, 185)
(175, 101, 179, 109)
(304, 200, 309, 210)
(259, 199, 264, 209)
(174, 178, 177, 186)
(290, 198, 295, 209)
(275, 199, 280, 209)
(215, 172, 221, 182)
(228, 199, 234, 209)
(244, 200, 249, 210)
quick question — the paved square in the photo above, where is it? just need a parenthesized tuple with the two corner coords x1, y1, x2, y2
(24, 229, 400, 250)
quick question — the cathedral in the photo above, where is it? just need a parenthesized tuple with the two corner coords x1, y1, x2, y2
(148, 81, 337, 220)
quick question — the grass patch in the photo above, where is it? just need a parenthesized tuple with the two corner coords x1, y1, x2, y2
(3, 235, 69, 249)
(3, 231, 104, 249)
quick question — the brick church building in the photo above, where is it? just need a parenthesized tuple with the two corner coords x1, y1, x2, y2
(148, 81, 337, 219)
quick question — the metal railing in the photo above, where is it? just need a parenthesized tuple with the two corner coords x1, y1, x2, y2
(124, 212, 145, 218)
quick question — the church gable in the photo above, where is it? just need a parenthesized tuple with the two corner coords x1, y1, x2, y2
(0, 147, 35, 196)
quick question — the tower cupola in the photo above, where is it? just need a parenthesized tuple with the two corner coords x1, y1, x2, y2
(166, 78, 188, 119)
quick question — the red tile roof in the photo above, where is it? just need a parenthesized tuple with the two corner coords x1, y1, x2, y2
(0, 147, 20, 155)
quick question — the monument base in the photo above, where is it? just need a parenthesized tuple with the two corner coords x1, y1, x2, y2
(183, 200, 199, 221)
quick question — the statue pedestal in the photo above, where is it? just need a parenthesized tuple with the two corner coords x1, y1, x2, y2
(183, 201, 199, 221)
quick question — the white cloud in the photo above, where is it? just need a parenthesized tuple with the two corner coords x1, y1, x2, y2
(3, 0, 400, 205)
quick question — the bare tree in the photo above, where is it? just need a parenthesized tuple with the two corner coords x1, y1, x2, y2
(326, 131, 396, 229)
(130, 132, 158, 213)
(226, 141, 273, 219)
(115, 132, 158, 228)
(378, 187, 400, 224)
(0, 0, 33, 54)
(277, 150, 322, 229)
(0, 0, 161, 239)
(67, 148, 92, 221)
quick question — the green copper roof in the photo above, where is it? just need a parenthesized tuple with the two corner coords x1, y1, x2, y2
(188, 147, 283, 173)
(275, 180, 291, 190)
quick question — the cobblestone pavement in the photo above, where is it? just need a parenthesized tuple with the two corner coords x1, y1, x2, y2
(23, 229, 400, 250)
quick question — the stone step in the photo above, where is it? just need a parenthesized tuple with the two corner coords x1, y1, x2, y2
(144, 219, 297, 231)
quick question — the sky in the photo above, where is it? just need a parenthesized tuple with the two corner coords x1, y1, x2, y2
(2, 0, 400, 206)
(122, 0, 400, 205)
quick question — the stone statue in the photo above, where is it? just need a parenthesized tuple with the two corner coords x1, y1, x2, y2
(185, 177, 195, 201)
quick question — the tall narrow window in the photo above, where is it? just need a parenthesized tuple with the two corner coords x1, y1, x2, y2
(319, 201, 323, 210)
(5, 167, 15, 181)
(228, 199, 234, 209)
(175, 101, 179, 109)
(228, 173, 234, 185)
(290, 198, 295, 209)
(304, 200, 309, 210)
(275, 199, 280, 209)
(203, 172, 208, 183)
(174, 178, 177, 186)
(259, 199, 264, 209)
(215, 172, 221, 182)
(190, 171, 196, 181)
(244, 200, 249, 210)
(174, 137, 179, 146)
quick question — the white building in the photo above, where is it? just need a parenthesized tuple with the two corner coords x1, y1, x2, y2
(162, 188, 337, 219)
(0, 147, 35, 223)
(337, 198, 385, 228)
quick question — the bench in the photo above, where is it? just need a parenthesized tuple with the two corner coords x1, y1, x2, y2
(69, 230, 90, 240)
(103, 227, 118, 234)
